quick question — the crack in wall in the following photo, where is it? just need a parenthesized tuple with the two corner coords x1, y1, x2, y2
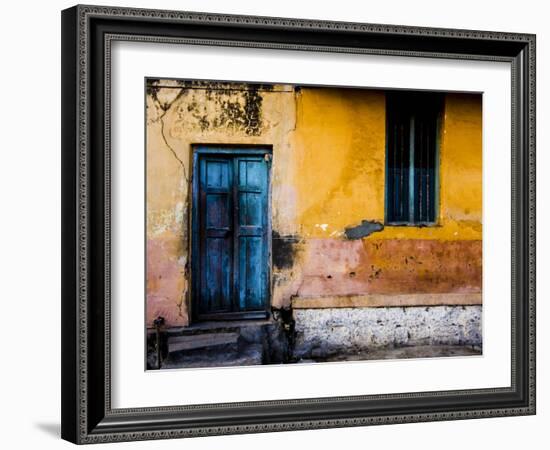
(159, 116, 187, 181)
(148, 83, 190, 182)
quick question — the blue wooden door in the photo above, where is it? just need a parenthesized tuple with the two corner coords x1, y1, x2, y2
(194, 149, 270, 320)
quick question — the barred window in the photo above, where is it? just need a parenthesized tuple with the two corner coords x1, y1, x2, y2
(386, 92, 442, 225)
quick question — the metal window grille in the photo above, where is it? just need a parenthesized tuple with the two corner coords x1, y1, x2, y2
(386, 92, 442, 225)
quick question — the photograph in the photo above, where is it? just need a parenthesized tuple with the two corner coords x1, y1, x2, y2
(145, 79, 483, 370)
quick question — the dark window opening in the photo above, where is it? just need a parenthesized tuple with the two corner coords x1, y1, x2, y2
(386, 92, 442, 225)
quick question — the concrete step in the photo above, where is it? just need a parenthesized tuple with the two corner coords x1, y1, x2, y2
(168, 332, 239, 354)
(162, 343, 264, 369)
(166, 319, 272, 337)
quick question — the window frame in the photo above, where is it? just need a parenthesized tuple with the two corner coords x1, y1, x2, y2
(384, 92, 443, 227)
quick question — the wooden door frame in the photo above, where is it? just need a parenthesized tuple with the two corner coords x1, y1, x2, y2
(190, 145, 273, 323)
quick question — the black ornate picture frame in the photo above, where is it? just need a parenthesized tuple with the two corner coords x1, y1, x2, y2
(61, 4, 536, 444)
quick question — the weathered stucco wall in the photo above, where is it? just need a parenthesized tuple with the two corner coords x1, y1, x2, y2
(146, 80, 482, 327)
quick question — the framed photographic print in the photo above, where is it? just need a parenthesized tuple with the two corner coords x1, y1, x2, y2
(61, 4, 536, 444)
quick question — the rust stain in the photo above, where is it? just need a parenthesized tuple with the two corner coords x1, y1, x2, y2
(362, 239, 482, 294)
(296, 238, 481, 297)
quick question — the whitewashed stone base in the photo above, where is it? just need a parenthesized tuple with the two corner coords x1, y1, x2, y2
(293, 305, 482, 359)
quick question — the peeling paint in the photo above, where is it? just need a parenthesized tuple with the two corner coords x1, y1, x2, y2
(344, 220, 384, 239)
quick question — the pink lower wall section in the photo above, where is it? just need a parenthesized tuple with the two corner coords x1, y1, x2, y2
(297, 239, 481, 296)
(146, 237, 481, 328)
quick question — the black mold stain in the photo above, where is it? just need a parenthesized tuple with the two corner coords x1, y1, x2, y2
(272, 231, 299, 269)
(243, 87, 263, 136)
(344, 220, 384, 240)
(146, 78, 161, 97)
(147, 80, 267, 135)
(197, 115, 210, 131)
(210, 86, 263, 135)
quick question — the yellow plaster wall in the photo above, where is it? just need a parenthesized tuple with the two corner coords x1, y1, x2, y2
(291, 88, 386, 238)
(291, 89, 482, 241)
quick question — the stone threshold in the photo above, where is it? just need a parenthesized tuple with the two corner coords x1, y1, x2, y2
(292, 292, 482, 309)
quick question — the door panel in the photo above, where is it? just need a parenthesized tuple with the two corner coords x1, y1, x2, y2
(237, 236, 264, 310)
(195, 150, 269, 320)
(198, 157, 233, 314)
(235, 157, 268, 312)
(206, 159, 230, 188)
(238, 192, 262, 227)
(204, 237, 231, 312)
